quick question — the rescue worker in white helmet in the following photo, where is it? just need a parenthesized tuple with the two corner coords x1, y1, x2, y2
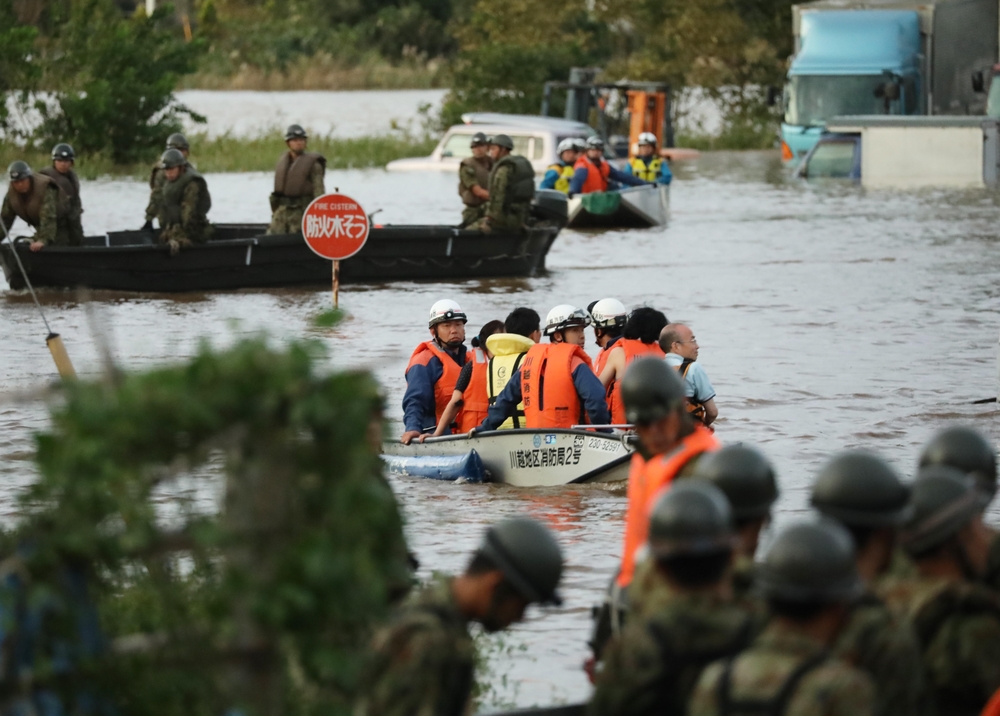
(569, 137, 650, 196)
(539, 138, 581, 194)
(401, 300, 470, 444)
(478, 305, 611, 431)
(588, 298, 628, 377)
(624, 132, 672, 186)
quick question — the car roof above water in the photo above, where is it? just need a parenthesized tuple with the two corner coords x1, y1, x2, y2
(459, 112, 596, 134)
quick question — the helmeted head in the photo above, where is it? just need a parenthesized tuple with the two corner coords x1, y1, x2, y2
(649, 481, 735, 560)
(586, 136, 605, 159)
(428, 299, 468, 348)
(902, 465, 983, 560)
(757, 518, 863, 604)
(589, 297, 628, 337)
(285, 124, 308, 141)
(543, 304, 590, 346)
(488, 134, 514, 160)
(478, 516, 564, 606)
(693, 445, 778, 523)
(471, 131, 489, 148)
(919, 426, 997, 507)
(165, 133, 190, 151)
(51, 143, 75, 162)
(571, 137, 587, 152)
(620, 357, 686, 428)
(812, 451, 910, 529)
(637, 131, 657, 157)
(8, 160, 33, 185)
(556, 137, 578, 163)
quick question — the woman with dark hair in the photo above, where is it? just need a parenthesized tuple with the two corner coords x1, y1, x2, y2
(598, 306, 669, 425)
(429, 320, 505, 437)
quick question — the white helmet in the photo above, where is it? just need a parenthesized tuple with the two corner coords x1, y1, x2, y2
(556, 138, 577, 155)
(590, 298, 628, 328)
(544, 304, 592, 336)
(428, 299, 468, 328)
(571, 137, 587, 151)
(637, 132, 657, 147)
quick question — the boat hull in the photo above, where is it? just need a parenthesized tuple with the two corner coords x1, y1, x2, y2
(382, 429, 633, 488)
(0, 224, 561, 293)
(567, 185, 670, 229)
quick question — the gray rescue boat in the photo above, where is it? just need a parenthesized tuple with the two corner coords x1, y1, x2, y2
(382, 428, 634, 488)
(567, 184, 670, 229)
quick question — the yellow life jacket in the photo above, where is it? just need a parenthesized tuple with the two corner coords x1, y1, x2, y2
(546, 163, 575, 194)
(485, 333, 535, 429)
(628, 156, 663, 183)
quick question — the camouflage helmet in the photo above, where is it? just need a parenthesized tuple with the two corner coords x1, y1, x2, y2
(51, 143, 75, 161)
(693, 444, 778, 521)
(165, 133, 189, 151)
(470, 131, 489, 147)
(902, 465, 981, 556)
(648, 481, 735, 559)
(160, 148, 187, 169)
(620, 357, 686, 426)
(757, 518, 863, 603)
(919, 426, 996, 505)
(488, 134, 514, 151)
(285, 124, 308, 141)
(811, 451, 911, 528)
(478, 516, 564, 605)
(7, 161, 33, 181)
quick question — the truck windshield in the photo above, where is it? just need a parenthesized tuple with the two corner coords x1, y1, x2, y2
(786, 75, 893, 126)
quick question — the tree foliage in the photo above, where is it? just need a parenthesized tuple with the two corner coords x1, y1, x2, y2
(8, 337, 410, 716)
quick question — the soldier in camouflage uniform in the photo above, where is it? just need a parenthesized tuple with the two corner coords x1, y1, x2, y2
(810, 451, 925, 716)
(144, 133, 191, 231)
(469, 134, 535, 234)
(355, 517, 564, 716)
(1, 161, 63, 251)
(690, 519, 876, 716)
(590, 483, 762, 716)
(268, 124, 326, 235)
(156, 149, 212, 255)
(458, 132, 492, 227)
(37, 143, 84, 246)
(878, 466, 1000, 716)
(918, 426, 1000, 590)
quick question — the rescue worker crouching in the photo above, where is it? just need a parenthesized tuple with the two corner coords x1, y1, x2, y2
(540, 138, 580, 194)
(458, 132, 492, 227)
(469, 134, 535, 234)
(269, 124, 326, 235)
(401, 300, 470, 445)
(1, 161, 62, 253)
(477, 305, 610, 431)
(37, 143, 84, 246)
(156, 149, 212, 256)
(599, 307, 668, 426)
(625, 132, 673, 185)
(569, 137, 650, 196)
(485, 307, 542, 431)
(429, 320, 505, 438)
(144, 133, 191, 232)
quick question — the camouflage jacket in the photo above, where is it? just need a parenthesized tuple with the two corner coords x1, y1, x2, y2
(690, 622, 876, 716)
(590, 576, 760, 716)
(833, 592, 925, 716)
(878, 573, 1000, 716)
(145, 165, 166, 223)
(1, 183, 59, 245)
(355, 578, 475, 716)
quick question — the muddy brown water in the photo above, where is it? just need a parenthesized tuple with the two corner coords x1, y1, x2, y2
(2, 151, 999, 708)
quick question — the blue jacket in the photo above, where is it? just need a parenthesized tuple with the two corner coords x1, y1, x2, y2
(477, 364, 612, 431)
(568, 164, 649, 195)
(402, 344, 467, 433)
(624, 156, 673, 185)
(540, 162, 572, 191)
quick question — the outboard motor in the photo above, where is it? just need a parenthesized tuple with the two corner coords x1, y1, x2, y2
(530, 190, 569, 227)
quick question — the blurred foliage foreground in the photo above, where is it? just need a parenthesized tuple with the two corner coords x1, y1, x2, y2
(4, 336, 411, 716)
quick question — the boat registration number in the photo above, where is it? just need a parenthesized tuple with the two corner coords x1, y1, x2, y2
(587, 437, 621, 453)
(508, 445, 582, 469)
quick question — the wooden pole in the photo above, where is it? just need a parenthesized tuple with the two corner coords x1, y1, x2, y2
(333, 260, 340, 309)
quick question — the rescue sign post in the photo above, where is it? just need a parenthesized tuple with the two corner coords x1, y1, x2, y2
(300, 192, 370, 308)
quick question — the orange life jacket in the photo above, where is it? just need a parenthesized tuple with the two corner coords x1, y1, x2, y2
(406, 341, 468, 432)
(607, 340, 666, 425)
(458, 347, 491, 433)
(521, 342, 595, 429)
(982, 687, 1000, 716)
(574, 155, 610, 194)
(617, 425, 720, 587)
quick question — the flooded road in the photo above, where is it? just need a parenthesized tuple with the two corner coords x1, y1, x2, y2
(2, 151, 1000, 707)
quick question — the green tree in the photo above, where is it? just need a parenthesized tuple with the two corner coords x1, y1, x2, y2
(0, 0, 40, 140)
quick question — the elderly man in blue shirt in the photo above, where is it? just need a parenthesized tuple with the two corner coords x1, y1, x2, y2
(659, 323, 718, 428)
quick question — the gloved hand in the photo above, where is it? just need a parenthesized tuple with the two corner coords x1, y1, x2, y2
(141, 220, 153, 232)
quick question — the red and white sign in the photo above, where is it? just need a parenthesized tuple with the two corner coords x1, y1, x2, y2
(300, 193, 370, 260)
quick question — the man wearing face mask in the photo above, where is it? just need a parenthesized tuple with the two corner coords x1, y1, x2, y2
(355, 517, 565, 716)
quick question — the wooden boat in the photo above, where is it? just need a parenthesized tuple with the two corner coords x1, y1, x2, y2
(382, 429, 634, 488)
(0, 223, 561, 293)
(567, 184, 670, 229)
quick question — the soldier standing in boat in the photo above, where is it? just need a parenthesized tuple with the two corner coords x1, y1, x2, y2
(268, 124, 326, 235)
(469, 134, 535, 234)
(156, 149, 212, 255)
(1, 161, 62, 252)
(144, 133, 191, 232)
(458, 132, 492, 228)
(38, 143, 84, 247)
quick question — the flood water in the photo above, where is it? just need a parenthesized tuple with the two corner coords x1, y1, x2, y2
(2, 151, 1000, 708)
